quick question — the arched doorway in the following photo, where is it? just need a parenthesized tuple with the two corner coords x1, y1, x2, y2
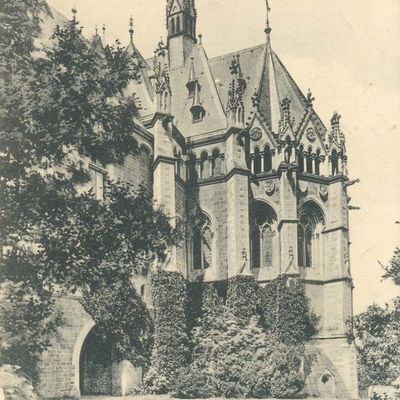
(79, 328, 113, 395)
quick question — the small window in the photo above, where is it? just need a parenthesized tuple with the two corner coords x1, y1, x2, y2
(89, 164, 106, 201)
(192, 108, 203, 123)
(176, 15, 181, 32)
(140, 284, 145, 297)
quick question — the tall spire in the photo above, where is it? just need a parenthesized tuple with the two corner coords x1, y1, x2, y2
(265, 0, 272, 37)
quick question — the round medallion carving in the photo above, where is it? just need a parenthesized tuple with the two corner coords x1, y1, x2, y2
(306, 127, 316, 142)
(265, 180, 275, 195)
(298, 182, 308, 195)
(250, 127, 262, 141)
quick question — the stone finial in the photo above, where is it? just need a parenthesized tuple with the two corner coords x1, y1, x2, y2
(306, 89, 315, 108)
(330, 111, 342, 141)
(251, 88, 260, 109)
(279, 96, 293, 130)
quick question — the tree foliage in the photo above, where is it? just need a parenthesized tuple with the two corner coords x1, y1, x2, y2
(349, 298, 400, 389)
(382, 247, 400, 287)
(349, 247, 400, 390)
(259, 275, 319, 345)
(0, 1, 177, 382)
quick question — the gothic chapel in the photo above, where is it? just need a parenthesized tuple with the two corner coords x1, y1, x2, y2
(36, 1, 359, 398)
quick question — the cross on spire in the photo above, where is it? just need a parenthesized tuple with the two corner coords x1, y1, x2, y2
(265, 0, 272, 36)
(129, 16, 134, 44)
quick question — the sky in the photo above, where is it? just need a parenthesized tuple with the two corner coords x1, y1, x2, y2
(46, 0, 400, 313)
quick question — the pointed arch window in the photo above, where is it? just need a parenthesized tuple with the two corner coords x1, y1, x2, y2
(171, 18, 175, 34)
(298, 145, 304, 173)
(199, 151, 209, 179)
(193, 215, 214, 270)
(298, 202, 325, 269)
(211, 149, 223, 176)
(176, 15, 181, 32)
(315, 149, 321, 175)
(250, 201, 277, 269)
(331, 149, 339, 176)
(306, 147, 313, 174)
(254, 147, 262, 174)
(263, 145, 272, 172)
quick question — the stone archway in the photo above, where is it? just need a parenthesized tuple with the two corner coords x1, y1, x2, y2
(79, 328, 113, 395)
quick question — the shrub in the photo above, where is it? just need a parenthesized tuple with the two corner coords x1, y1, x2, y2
(173, 370, 217, 399)
(174, 306, 306, 399)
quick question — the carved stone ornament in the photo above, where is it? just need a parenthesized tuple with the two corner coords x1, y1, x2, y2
(319, 185, 328, 201)
(298, 182, 308, 195)
(306, 127, 316, 142)
(250, 127, 262, 141)
(265, 180, 275, 195)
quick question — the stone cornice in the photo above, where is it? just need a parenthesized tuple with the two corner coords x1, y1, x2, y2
(152, 155, 177, 171)
(186, 167, 250, 187)
(322, 226, 349, 234)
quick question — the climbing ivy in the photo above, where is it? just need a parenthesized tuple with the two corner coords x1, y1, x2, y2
(144, 269, 190, 394)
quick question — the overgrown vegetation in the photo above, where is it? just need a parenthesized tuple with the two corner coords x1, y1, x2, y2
(171, 275, 317, 399)
(143, 270, 190, 394)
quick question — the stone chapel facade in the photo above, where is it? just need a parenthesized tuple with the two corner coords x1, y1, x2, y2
(36, 1, 358, 398)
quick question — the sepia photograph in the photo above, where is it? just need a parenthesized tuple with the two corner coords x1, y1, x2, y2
(0, 0, 399, 399)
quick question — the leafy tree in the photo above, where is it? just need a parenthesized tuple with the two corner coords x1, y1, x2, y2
(382, 247, 400, 287)
(0, 3, 178, 382)
(349, 299, 400, 390)
(349, 247, 400, 390)
(259, 275, 319, 345)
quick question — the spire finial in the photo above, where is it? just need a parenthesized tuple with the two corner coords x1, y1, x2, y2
(71, 7, 77, 23)
(198, 33, 202, 45)
(102, 24, 106, 38)
(95, 25, 98, 36)
(129, 16, 134, 44)
(264, 0, 272, 36)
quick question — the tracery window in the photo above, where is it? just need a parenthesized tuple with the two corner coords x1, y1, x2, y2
(297, 202, 325, 269)
(250, 201, 277, 269)
(193, 215, 214, 270)
(199, 151, 209, 179)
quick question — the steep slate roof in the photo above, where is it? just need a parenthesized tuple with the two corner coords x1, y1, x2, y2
(205, 41, 311, 135)
(142, 39, 319, 138)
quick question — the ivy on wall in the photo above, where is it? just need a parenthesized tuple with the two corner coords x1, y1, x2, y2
(227, 275, 260, 326)
(144, 269, 190, 394)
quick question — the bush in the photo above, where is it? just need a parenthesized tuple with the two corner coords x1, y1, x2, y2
(174, 306, 306, 399)
(173, 370, 217, 399)
(0, 365, 38, 400)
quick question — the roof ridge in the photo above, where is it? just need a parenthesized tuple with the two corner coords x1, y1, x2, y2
(208, 43, 266, 63)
